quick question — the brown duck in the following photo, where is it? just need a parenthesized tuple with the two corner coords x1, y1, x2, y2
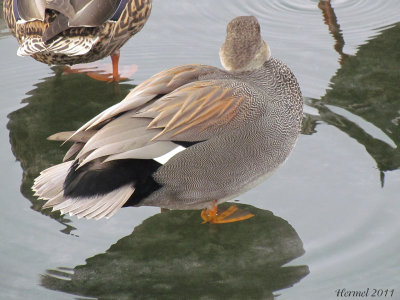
(3, 0, 152, 81)
(33, 16, 303, 223)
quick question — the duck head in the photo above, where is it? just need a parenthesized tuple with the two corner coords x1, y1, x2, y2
(220, 16, 271, 72)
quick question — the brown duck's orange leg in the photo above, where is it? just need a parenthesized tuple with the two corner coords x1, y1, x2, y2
(85, 50, 121, 82)
(110, 50, 121, 82)
(201, 200, 255, 224)
(64, 50, 137, 82)
(85, 51, 120, 82)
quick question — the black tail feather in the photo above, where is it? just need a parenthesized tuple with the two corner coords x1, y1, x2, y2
(64, 159, 162, 206)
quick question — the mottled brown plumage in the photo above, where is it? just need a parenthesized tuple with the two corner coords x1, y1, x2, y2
(3, 0, 152, 66)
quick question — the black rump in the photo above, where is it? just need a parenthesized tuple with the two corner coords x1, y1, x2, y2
(64, 158, 162, 206)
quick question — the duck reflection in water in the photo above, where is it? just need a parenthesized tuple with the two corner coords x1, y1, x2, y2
(304, 1, 400, 186)
(7, 68, 135, 233)
(33, 16, 303, 224)
(318, 0, 349, 64)
(41, 205, 309, 299)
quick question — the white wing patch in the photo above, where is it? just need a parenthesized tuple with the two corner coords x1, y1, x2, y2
(102, 142, 178, 163)
(17, 36, 99, 57)
(154, 146, 186, 165)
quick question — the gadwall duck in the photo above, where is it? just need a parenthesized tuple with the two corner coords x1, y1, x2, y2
(33, 16, 303, 223)
(3, 0, 152, 81)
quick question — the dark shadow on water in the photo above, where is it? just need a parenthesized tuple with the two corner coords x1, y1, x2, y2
(316, 22, 400, 179)
(7, 68, 135, 233)
(309, 2, 400, 185)
(41, 204, 309, 299)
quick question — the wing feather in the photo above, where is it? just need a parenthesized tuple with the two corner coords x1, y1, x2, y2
(137, 81, 245, 141)
(57, 64, 250, 170)
(76, 115, 154, 156)
(102, 142, 177, 163)
(48, 130, 96, 143)
(77, 133, 162, 167)
(17, 0, 46, 21)
(69, 64, 217, 137)
(63, 143, 84, 162)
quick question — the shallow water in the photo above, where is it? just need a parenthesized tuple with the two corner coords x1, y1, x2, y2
(1, 0, 400, 299)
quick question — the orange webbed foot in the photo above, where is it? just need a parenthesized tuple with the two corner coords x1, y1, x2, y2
(201, 202, 255, 224)
(63, 51, 136, 82)
(63, 63, 137, 82)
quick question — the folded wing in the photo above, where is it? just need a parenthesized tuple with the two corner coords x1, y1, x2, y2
(63, 64, 250, 167)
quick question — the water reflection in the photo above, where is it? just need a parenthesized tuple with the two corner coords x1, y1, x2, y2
(7, 69, 134, 232)
(308, 3, 400, 185)
(41, 204, 309, 299)
(318, 0, 349, 64)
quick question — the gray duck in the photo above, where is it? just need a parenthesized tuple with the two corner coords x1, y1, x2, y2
(33, 16, 303, 223)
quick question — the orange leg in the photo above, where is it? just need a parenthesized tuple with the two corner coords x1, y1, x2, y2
(86, 50, 121, 82)
(64, 50, 138, 82)
(201, 200, 255, 224)
(110, 50, 121, 82)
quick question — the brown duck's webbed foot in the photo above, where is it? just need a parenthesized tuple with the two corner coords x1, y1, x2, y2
(201, 201, 255, 224)
(63, 51, 137, 82)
